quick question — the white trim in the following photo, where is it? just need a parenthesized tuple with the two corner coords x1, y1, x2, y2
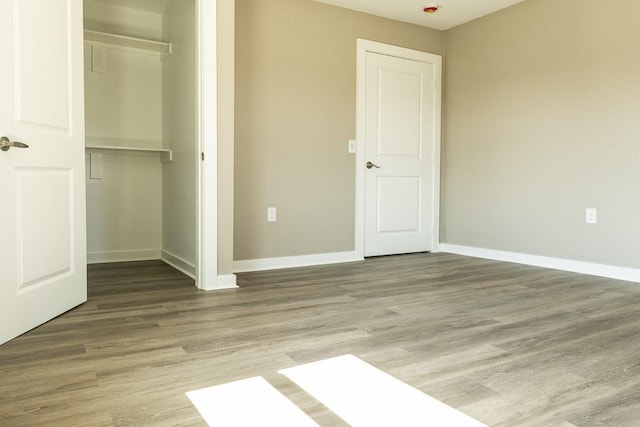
(87, 249, 161, 264)
(161, 250, 196, 279)
(195, 0, 219, 291)
(217, 274, 238, 289)
(234, 251, 364, 273)
(355, 39, 442, 258)
(440, 243, 640, 284)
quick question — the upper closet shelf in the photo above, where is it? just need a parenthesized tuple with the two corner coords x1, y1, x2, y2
(84, 30, 172, 58)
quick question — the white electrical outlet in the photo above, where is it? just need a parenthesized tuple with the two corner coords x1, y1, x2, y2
(267, 207, 277, 222)
(586, 208, 597, 224)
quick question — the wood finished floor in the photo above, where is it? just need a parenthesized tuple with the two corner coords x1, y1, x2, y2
(2, 253, 640, 426)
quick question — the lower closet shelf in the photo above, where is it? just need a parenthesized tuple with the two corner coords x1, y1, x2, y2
(85, 145, 173, 162)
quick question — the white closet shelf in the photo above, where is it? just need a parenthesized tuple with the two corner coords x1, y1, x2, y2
(84, 30, 172, 57)
(85, 145, 173, 162)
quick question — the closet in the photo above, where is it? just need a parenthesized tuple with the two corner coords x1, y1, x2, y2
(83, 0, 197, 277)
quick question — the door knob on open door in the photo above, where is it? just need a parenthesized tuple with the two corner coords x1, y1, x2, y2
(366, 161, 381, 169)
(1, 136, 29, 152)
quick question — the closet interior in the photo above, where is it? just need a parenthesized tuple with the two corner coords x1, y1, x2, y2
(83, 0, 197, 277)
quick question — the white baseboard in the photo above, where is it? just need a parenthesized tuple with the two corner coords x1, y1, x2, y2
(161, 250, 196, 279)
(440, 243, 640, 284)
(197, 274, 238, 291)
(234, 251, 365, 273)
(217, 274, 238, 288)
(87, 249, 161, 264)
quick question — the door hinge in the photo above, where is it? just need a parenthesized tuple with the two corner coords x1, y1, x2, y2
(201, 152, 205, 161)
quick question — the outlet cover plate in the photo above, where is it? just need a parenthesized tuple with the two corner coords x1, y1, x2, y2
(267, 207, 277, 222)
(348, 140, 356, 153)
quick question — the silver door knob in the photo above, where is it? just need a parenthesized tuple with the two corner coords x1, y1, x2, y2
(1, 136, 29, 152)
(366, 161, 381, 169)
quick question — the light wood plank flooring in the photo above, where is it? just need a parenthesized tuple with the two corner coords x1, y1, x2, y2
(2, 253, 640, 426)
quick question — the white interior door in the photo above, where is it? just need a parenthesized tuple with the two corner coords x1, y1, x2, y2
(363, 51, 438, 257)
(0, 0, 87, 345)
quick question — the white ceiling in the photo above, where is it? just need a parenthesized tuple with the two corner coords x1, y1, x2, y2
(86, 0, 526, 30)
(88, 0, 173, 14)
(314, 0, 527, 30)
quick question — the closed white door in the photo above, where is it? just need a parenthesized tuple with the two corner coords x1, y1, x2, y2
(364, 51, 437, 257)
(0, 0, 87, 345)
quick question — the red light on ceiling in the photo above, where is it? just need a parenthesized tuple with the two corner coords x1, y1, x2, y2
(423, 5, 439, 13)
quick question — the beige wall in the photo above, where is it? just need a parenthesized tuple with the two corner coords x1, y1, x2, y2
(443, 0, 640, 268)
(84, 4, 164, 263)
(85, 152, 163, 261)
(235, 0, 444, 261)
(162, 0, 197, 267)
(84, 46, 163, 148)
(84, 1, 162, 40)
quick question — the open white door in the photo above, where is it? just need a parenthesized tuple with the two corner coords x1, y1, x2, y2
(0, 0, 87, 345)
(361, 44, 441, 257)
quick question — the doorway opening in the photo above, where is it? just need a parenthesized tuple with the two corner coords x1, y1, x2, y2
(83, 0, 198, 279)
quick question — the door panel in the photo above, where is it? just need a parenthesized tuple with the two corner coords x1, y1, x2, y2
(364, 52, 435, 257)
(15, 0, 71, 129)
(0, 0, 87, 345)
(377, 176, 421, 234)
(378, 69, 422, 157)
(17, 169, 73, 288)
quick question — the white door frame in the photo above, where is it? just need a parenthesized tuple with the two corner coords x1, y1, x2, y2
(354, 39, 442, 258)
(196, 0, 221, 290)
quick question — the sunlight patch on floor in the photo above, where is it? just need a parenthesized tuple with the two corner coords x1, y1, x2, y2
(188, 355, 486, 426)
(186, 376, 318, 426)
(281, 354, 486, 427)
